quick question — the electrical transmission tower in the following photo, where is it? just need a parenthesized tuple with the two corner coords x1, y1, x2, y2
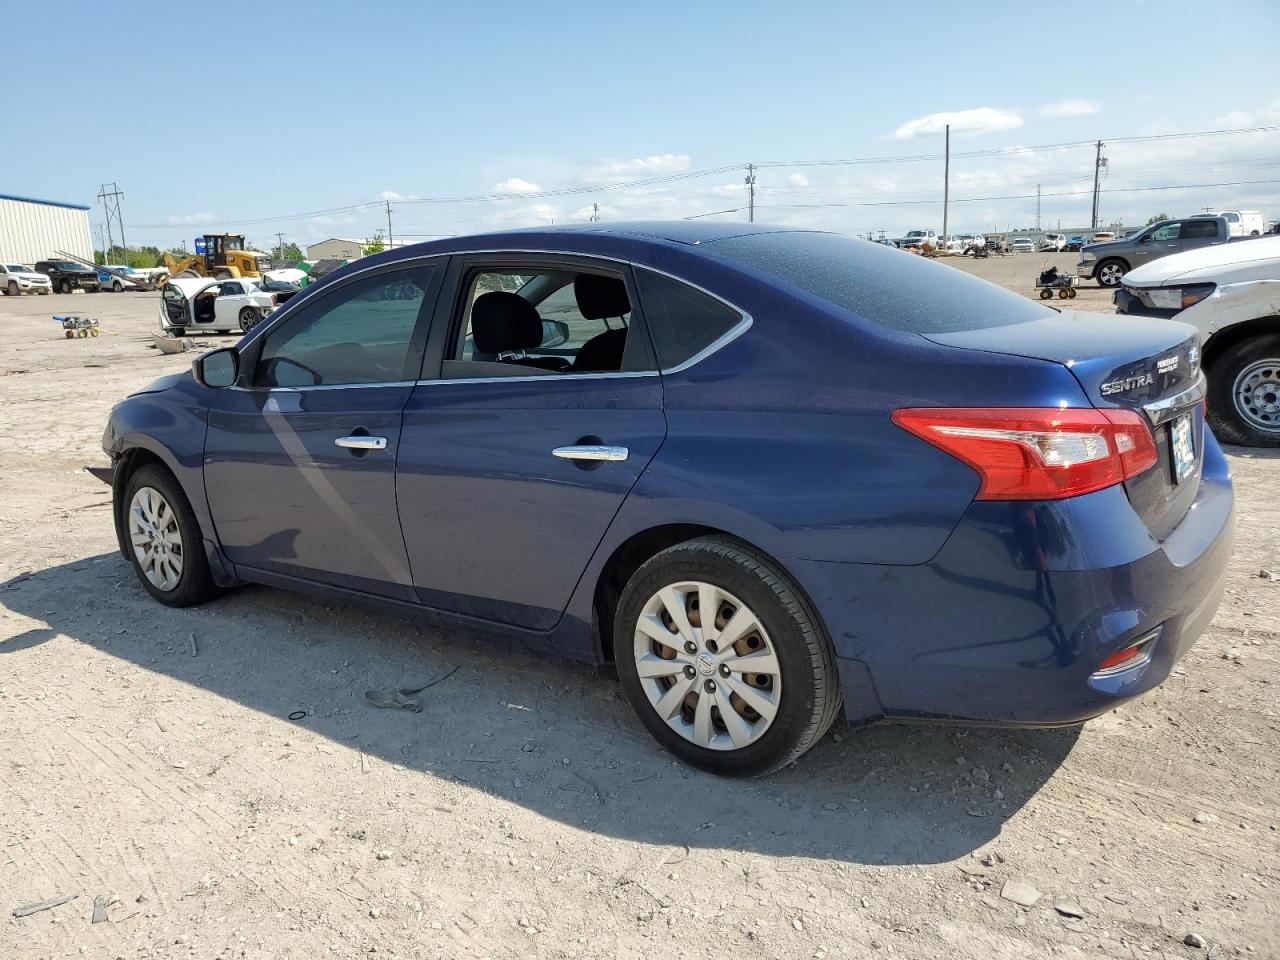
(98, 183, 126, 259)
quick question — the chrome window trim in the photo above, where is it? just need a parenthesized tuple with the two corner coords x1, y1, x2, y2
(417, 370, 659, 387)
(241, 247, 755, 384)
(230, 380, 419, 394)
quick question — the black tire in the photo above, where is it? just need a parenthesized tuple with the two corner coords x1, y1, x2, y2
(112, 280, 123, 292)
(239, 307, 261, 332)
(121, 463, 220, 606)
(613, 536, 841, 777)
(4, 281, 15, 296)
(1206, 335, 1280, 447)
(170, 326, 186, 338)
(1095, 258, 1128, 288)
(59, 279, 72, 294)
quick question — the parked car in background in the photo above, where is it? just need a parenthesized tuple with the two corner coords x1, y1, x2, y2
(34, 259, 101, 294)
(159, 276, 278, 336)
(98, 265, 156, 292)
(1078, 216, 1233, 287)
(1066, 235, 1089, 252)
(1039, 234, 1067, 252)
(97, 222, 1233, 775)
(1092, 232, 1117, 243)
(899, 229, 938, 249)
(0, 263, 52, 295)
(1115, 234, 1280, 446)
(1191, 210, 1265, 237)
(257, 276, 304, 304)
(1011, 237, 1036, 253)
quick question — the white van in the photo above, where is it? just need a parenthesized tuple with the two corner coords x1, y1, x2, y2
(1191, 210, 1265, 237)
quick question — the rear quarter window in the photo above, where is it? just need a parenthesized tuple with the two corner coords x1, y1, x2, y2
(705, 231, 1053, 333)
(634, 269, 744, 369)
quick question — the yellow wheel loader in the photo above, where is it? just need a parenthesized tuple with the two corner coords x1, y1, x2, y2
(161, 234, 272, 285)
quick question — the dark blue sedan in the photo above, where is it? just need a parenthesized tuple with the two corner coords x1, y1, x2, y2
(100, 222, 1233, 776)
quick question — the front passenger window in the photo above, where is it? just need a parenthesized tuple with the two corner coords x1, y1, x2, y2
(255, 265, 432, 388)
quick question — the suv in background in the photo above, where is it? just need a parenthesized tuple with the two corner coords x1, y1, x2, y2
(34, 259, 101, 294)
(1039, 234, 1067, 252)
(0, 263, 52, 296)
(1077, 217, 1231, 287)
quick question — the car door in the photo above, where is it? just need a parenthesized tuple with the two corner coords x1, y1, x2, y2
(213, 281, 246, 326)
(1180, 217, 1226, 252)
(395, 254, 667, 631)
(1134, 221, 1181, 266)
(203, 260, 442, 601)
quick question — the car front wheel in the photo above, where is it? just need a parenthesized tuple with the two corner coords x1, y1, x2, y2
(122, 463, 219, 606)
(1096, 259, 1127, 287)
(614, 537, 841, 776)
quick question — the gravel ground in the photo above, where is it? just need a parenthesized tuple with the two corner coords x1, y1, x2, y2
(1, 270, 1277, 960)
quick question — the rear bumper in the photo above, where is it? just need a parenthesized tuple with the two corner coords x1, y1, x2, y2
(791, 431, 1234, 726)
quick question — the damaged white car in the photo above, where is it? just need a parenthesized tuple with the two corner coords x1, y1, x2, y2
(159, 276, 278, 337)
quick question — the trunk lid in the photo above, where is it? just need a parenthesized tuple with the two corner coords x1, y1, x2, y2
(924, 311, 1205, 541)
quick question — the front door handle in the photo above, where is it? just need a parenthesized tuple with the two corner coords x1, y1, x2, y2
(552, 444, 629, 462)
(335, 435, 388, 450)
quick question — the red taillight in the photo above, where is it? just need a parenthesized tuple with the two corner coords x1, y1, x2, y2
(892, 407, 1158, 501)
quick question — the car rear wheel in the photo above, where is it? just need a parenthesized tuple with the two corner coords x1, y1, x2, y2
(1208, 335, 1280, 447)
(112, 280, 123, 292)
(122, 464, 219, 606)
(59, 279, 72, 294)
(239, 307, 262, 332)
(1096, 259, 1127, 287)
(614, 537, 841, 777)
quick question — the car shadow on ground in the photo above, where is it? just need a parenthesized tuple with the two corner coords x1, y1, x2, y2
(1, 554, 1080, 867)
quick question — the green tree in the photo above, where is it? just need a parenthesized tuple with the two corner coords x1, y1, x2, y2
(275, 242, 304, 262)
(364, 233, 385, 255)
(1146, 213, 1170, 225)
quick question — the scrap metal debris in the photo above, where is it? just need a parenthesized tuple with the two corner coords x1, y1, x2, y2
(363, 665, 459, 713)
(91, 895, 107, 924)
(13, 894, 76, 918)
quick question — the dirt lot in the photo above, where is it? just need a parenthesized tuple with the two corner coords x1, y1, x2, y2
(1, 261, 1277, 960)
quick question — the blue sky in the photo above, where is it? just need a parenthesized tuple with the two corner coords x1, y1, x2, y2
(3, 0, 1277, 249)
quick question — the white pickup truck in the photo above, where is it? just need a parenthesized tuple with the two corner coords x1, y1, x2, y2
(1115, 236, 1280, 446)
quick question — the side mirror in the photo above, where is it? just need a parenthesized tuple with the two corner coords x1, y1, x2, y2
(541, 319, 571, 349)
(193, 347, 239, 388)
(1139, 234, 1153, 244)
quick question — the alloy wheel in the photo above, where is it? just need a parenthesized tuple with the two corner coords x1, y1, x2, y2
(1098, 263, 1125, 286)
(1234, 358, 1280, 433)
(128, 486, 184, 591)
(632, 580, 781, 751)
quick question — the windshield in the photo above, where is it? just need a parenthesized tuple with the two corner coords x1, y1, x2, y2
(6, 264, 26, 272)
(706, 231, 1052, 334)
(55, 261, 82, 270)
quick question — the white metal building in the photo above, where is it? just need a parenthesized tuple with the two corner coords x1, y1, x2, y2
(0, 193, 93, 265)
(306, 238, 367, 261)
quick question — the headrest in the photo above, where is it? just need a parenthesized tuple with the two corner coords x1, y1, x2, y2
(471, 292, 543, 354)
(575, 273, 630, 320)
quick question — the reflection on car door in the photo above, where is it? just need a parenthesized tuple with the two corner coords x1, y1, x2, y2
(203, 262, 441, 600)
(395, 255, 667, 631)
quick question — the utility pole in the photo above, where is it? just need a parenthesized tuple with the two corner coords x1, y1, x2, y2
(1035, 184, 1041, 232)
(590, 202, 599, 222)
(745, 163, 756, 223)
(1090, 141, 1105, 230)
(97, 183, 126, 259)
(274, 232, 286, 261)
(942, 124, 950, 245)
(385, 199, 394, 248)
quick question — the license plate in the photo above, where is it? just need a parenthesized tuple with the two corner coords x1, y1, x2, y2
(1170, 413, 1196, 483)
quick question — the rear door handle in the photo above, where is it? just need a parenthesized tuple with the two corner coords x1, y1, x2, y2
(335, 435, 388, 450)
(552, 444, 629, 462)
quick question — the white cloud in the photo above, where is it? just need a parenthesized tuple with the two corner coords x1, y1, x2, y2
(380, 190, 418, 201)
(890, 107, 1023, 140)
(583, 154, 691, 183)
(310, 214, 356, 227)
(1040, 99, 1101, 117)
(492, 177, 543, 194)
(787, 173, 810, 187)
(166, 212, 217, 225)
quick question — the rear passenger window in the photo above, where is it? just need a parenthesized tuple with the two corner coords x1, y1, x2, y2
(1182, 220, 1220, 239)
(634, 270, 743, 370)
